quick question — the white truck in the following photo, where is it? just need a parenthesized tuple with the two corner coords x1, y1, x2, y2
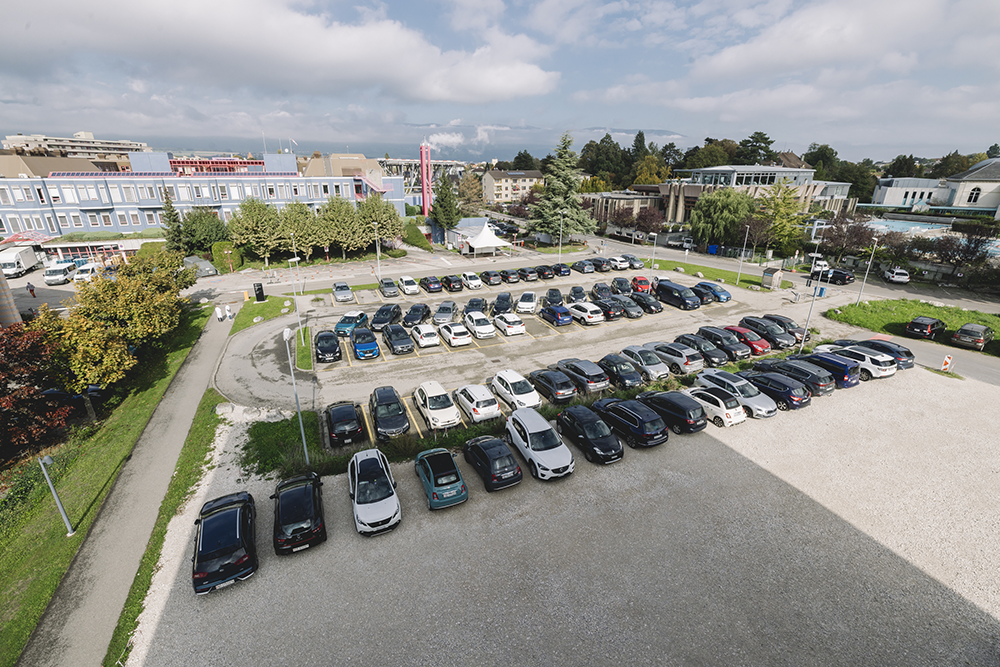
(0, 247, 42, 278)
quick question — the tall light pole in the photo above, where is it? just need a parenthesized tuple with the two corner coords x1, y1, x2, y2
(557, 209, 566, 265)
(373, 218, 382, 282)
(282, 328, 310, 467)
(224, 249, 233, 273)
(290, 232, 301, 294)
(857, 236, 879, 306)
(648, 233, 657, 268)
(735, 224, 750, 288)
(39, 456, 74, 536)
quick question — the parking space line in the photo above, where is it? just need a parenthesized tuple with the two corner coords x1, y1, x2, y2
(361, 404, 376, 442)
(404, 398, 427, 439)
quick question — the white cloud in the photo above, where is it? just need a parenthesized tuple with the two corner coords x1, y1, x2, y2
(427, 131, 467, 150)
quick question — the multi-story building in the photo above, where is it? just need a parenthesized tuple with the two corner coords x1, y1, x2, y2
(2, 131, 150, 159)
(482, 170, 544, 203)
(870, 159, 1000, 220)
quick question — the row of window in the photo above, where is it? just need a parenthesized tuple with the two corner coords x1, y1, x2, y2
(0, 207, 259, 235)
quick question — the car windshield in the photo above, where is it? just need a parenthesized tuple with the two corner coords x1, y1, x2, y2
(340, 315, 361, 324)
(497, 295, 511, 306)
(582, 420, 612, 439)
(473, 317, 489, 327)
(402, 278, 416, 286)
(316, 336, 338, 350)
(375, 307, 393, 318)
(958, 327, 980, 336)
(720, 333, 740, 346)
(643, 417, 666, 434)
(407, 306, 423, 316)
(376, 401, 404, 418)
(519, 294, 534, 303)
(353, 330, 375, 344)
(44, 268, 67, 276)
(199, 508, 241, 558)
(278, 484, 314, 528)
(427, 393, 453, 410)
(355, 472, 394, 504)
(529, 427, 562, 451)
(636, 349, 661, 365)
(476, 398, 498, 408)
(736, 382, 760, 398)
(387, 329, 407, 341)
(680, 288, 696, 298)
(690, 340, 714, 352)
(741, 330, 762, 341)
(615, 362, 636, 373)
(510, 379, 534, 395)
(437, 304, 453, 314)
(764, 323, 784, 335)
(780, 318, 800, 329)
(335, 284, 350, 292)
(876, 358, 895, 368)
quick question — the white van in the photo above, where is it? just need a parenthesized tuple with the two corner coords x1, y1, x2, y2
(74, 263, 102, 283)
(44, 263, 78, 285)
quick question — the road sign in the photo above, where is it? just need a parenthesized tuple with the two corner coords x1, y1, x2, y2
(942, 355, 954, 371)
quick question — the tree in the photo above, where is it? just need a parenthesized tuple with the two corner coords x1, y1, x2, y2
(635, 207, 664, 235)
(631, 155, 671, 185)
(278, 201, 321, 261)
(952, 223, 998, 269)
(744, 214, 775, 259)
(757, 178, 802, 252)
(318, 196, 365, 259)
(819, 213, 878, 263)
(185, 208, 229, 252)
(578, 134, 627, 188)
(228, 198, 282, 266)
(659, 142, 684, 169)
(578, 176, 611, 193)
(528, 132, 596, 239)
(432, 176, 461, 229)
(512, 150, 539, 171)
(884, 154, 921, 178)
(803, 143, 839, 171)
(988, 143, 1000, 159)
(834, 161, 876, 203)
(928, 151, 971, 179)
(734, 131, 778, 165)
(630, 131, 649, 163)
(968, 152, 989, 166)
(457, 172, 484, 217)
(357, 193, 404, 250)
(688, 189, 756, 246)
(686, 144, 729, 169)
(160, 192, 185, 254)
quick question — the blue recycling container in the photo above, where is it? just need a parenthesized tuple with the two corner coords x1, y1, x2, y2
(708, 245, 718, 255)
(818, 287, 827, 297)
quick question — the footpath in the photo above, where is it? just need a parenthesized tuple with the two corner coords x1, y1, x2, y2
(17, 303, 239, 667)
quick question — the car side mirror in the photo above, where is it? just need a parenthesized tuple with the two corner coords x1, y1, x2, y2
(349, 492, 354, 500)
(318, 481, 323, 487)
(193, 518, 201, 525)
(393, 481, 398, 489)
(269, 494, 276, 499)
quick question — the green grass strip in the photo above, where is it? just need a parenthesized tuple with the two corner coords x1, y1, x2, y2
(642, 257, 794, 290)
(295, 326, 312, 370)
(289, 283, 379, 297)
(102, 388, 227, 667)
(230, 295, 299, 335)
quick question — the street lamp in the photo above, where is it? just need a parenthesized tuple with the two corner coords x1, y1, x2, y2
(38, 456, 74, 536)
(282, 328, 311, 467)
(373, 218, 382, 282)
(557, 209, 566, 265)
(857, 236, 879, 306)
(290, 232, 301, 295)
(224, 249, 233, 273)
(735, 224, 750, 288)
(648, 233, 657, 268)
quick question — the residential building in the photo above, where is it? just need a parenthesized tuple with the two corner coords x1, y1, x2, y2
(483, 170, 544, 203)
(870, 177, 949, 208)
(869, 158, 1000, 219)
(2, 131, 150, 159)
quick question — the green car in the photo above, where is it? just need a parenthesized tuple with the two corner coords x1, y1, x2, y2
(414, 448, 468, 510)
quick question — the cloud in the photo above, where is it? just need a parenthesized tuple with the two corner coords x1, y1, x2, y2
(427, 132, 467, 150)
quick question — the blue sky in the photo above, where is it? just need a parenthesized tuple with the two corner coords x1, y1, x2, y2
(1, 0, 998, 162)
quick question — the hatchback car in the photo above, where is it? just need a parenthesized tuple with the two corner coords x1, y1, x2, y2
(314, 330, 342, 363)
(381, 324, 414, 355)
(333, 282, 355, 303)
(689, 284, 716, 305)
(534, 265, 555, 279)
(682, 386, 747, 428)
(432, 301, 457, 325)
(951, 323, 994, 351)
(636, 390, 708, 434)
(325, 401, 365, 446)
(724, 326, 771, 356)
(370, 304, 402, 332)
(270, 473, 326, 555)
(736, 371, 812, 411)
(528, 369, 579, 404)
(491, 292, 514, 315)
(499, 269, 520, 283)
(335, 310, 369, 337)
(643, 341, 705, 375)
(192, 492, 258, 594)
(369, 386, 410, 440)
(697, 326, 752, 361)
(620, 345, 671, 381)
(461, 271, 484, 289)
(610, 277, 632, 295)
(410, 324, 440, 348)
(463, 311, 495, 338)
(479, 270, 502, 286)
(505, 408, 575, 480)
(398, 275, 420, 295)
(414, 449, 468, 510)
(597, 353, 644, 389)
(630, 276, 651, 293)
(463, 436, 522, 492)
(539, 305, 573, 326)
(696, 282, 732, 302)
(609, 294, 643, 319)
(351, 328, 380, 359)
(439, 323, 473, 347)
(543, 288, 564, 308)
(591, 257, 612, 272)
(568, 302, 604, 325)
(517, 267, 539, 282)
(348, 448, 400, 535)
(555, 405, 624, 465)
(551, 358, 611, 395)
(572, 260, 595, 274)
(414, 381, 462, 429)
(752, 359, 835, 396)
(630, 292, 662, 313)
(419, 275, 443, 293)
(378, 278, 399, 298)
(454, 384, 502, 422)
(761, 314, 809, 343)
(812, 345, 897, 381)
(494, 313, 526, 336)
(621, 253, 645, 270)
(491, 369, 542, 409)
(905, 316, 946, 339)
(695, 369, 777, 419)
(402, 303, 431, 328)
(516, 291, 537, 314)
(739, 316, 796, 349)
(552, 263, 572, 276)
(442, 275, 464, 292)
(593, 299, 624, 321)
(591, 398, 669, 448)
(674, 333, 728, 367)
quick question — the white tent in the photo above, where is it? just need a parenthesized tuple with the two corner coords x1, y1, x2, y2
(465, 224, 512, 257)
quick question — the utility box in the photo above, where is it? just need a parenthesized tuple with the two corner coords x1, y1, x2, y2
(761, 267, 783, 290)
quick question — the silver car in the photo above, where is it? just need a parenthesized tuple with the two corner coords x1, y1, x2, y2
(620, 345, 671, 381)
(379, 278, 399, 298)
(433, 301, 457, 325)
(333, 282, 355, 303)
(695, 369, 777, 419)
(643, 342, 705, 375)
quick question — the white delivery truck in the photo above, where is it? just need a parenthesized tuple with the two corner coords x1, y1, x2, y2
(0, 247, 42, 278)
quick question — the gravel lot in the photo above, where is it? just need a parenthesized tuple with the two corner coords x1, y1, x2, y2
(128, 368, 1000, 666)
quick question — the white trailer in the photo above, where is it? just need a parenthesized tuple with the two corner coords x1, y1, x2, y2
(0, 247, 42, 278)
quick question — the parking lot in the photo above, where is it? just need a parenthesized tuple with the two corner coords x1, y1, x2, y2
(128, 365, 1000, 666)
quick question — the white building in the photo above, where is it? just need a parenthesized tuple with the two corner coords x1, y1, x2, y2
(482, 170, 544, 203)
(2, 131, 150, 159)
(869, 158, 1000, 219)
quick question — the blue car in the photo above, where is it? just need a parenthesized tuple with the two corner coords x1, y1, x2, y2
(552, 263, 572, 276)
(335, 310, 369, 337)
(793, 352, 861, 388)
(414, 448, 468, 510)
(735, 371, 811, 411)
(539, 305, 572, 326)
(351, 328, 380, 359)
(696, 281, 732, 303)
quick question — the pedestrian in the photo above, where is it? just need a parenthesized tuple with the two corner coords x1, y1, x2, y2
(26, 282, 35, 298)
(215, 306, 224, 322)
(225, 304, 233, 320)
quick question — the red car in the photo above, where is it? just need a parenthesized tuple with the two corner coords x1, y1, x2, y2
(724, 326, 772, 356)
(630, 276, 651, 293)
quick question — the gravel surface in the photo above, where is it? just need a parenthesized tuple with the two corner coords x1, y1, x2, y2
(128, 369, 1000, 666)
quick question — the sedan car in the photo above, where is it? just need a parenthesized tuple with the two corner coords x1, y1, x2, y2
(543, 288, 564, 308)
(398, 275, 420, 295)
(515, 291, 537, 314)
(590, 282, 613, 301)
(620, 345, 671, 381)
(370, 304, 402, 332)
(192, 492, 258, 594)
(505, 408, 575, 480)
(696, 282, 731, 302)
(905, 316, 947, 340)
(270, 473, 326, 555)
(369, 386, 410, 440)
(348, 448, 400, 535)
(591, 398, 669, 448)
(461, 271, 484, 289)
(419, 275, 443, 293)
(479, 270, 502, 286)
(534, 265, 555, 279)
(752, 359, 835, 397)
(463, 311, 495, 338)
(494, 313, 526, 336)
(517, 267, 539, 282)
(539, 305, 573, 326)
(682, 386, 747, 428)
(454, 384, 502, 423)
(608, 256, 630, 270)
(568, 302, 604, 325)
(491, 369, 542, 409)
(463, 436, 522, 492)
(442, 275, 464, 292)
(432, 301, 457, 325)
(414, 449, 468, 510)
(410, 324, 441, 348)
(528, 369, 579, 404)
(414, 381, 462, 429)
(378, 278, 399, 298)
(596, 353, 644, 389)
(555, 405, 623, 465)
(951, 323, 994, 351)
(314, 330, 342, 363)
(572, 260, 595, 274)
(499, 269, 520, 284)
(333, 282, 354, 303)
(402, 303, 431, 328)
(695, 369, 777, 419)
(724, 326, 771, 356)
(335, 310, 368, 337)
(325, 401, 365, 447)
(381, 324, 414, 355)
(439, 322, 473, 347)
(566, 286, 588, 304)
(630, 292, 662, 313)
(736, 371, 812, 411)
(674, 333, 727, 367)
(351, 328, 380, 359)
(491, 292, 514, 315)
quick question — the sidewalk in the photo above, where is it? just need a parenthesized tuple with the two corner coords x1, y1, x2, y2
(17, 303, 239, 667)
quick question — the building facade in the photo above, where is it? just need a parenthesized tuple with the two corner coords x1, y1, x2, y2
(869, 159, 1000, 219)
(482, 170, 544, 203)
(2, 131, 150, 159)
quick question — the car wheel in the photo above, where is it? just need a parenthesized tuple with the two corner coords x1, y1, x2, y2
(713, 416, 725, 428)
(777, 399, 789, 411)
(671, 424, 683, 435)
(529, 461, 538, 479)
(584, 449, 595, 463)
(743, 406, 752, 418)
(860, 369, 872, 382)
(670, 364, 682, 374)
(626, 436, 638, 449)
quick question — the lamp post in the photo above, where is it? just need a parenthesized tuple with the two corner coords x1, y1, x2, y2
(557, 209, 566, 265)
(290, 232, 301, 295)
(224, 249, 233, 273)
(282, 328, 310, 467)
(373, 218, 382, 282)
(38, 456, 74, 536)
(857, 236, 879, 306)
(648, 233, 657, 268)
(735, 224, 750, 288)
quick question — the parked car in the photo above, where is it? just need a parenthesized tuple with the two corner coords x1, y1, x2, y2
(534, 265, 555, 279)
(333, 282, 355, 303)
(594, 299, 625, 321)
(381, 324, 414, 355)
(539, 305, 573, 326)
(723, 326, 771, 356)
(697, 326, 751, 361)
(752, 359, 835, 396)
(550, 358, 611, 394)
(369, 386, 410, 440)
(414, 381, 462, 429)
(192, 492, 258, 594)
(402, 303, 431, 328)
(630, 276, 651, 293)
(516, 291, 538, 314)
(414, 449, 468, 510)
(695, 369, 777, 419)
(591, 257, 612, 272)
(567, 302, 603, 325)
(951, 323, 994, 351)
(463, 436, 522, 492)
(543, 288, 564, 308)
(378, 278, 399, 298)
(313, 330, 342, 363)
(552, 263, 572, 276)
(620, 345, 671, 381)
(689, 284, 716, 305)
(410, 324, 440, 348)
(517, 267, 539, 282)
(597, 353, 644, 389)
(528, 369, 579, 404)
(847, 339, 915, 369)
(630, 292, 662, 313)
(335, 310, 368, 337)
(463, 311, 495, 339)
(433, 301, 457, 325)
(621, 253, 645, 269)
(610, 277, 632, 295)
(636, 390, 708, 434)
(370, 304, 402, 332)
(791, 352, 861, 389)
(609, 294, 643, 319)
(494, 313, 526, 336)
(571, 260, 595, 274)
(419, 275, 443, 293)
(555, 405, 624, 464)
(463, 297, 489, 316)
(505, 408, 575, 480)
(883, 268, 910, 284)
(654, 279, 700, 310)
(761, 314, 809, 343)
(270, 473, 325, 556)
(44, 263, 78, 285)
(492, 369, 542, 409)
(591, 398, 669, 448)
(608, 256, 630, 270)
(351, 328, 380, 359)
(811, 267, 856, 285)
(643, 341, 704, 375)
(566, 286, 588, 303)
(739, 316, 796, 349)
(812, 345, 897, 381)
(674, 333, 727, 367)
(696, 282, 731, 302)
(904, 316, 946, 340)
(461, 271, 484, 289)
(735, 371, 812, 411)
(590, 282, 613, 301)
(439, 322, 473, 347)
(682, 386, 747, 428)
(454, 384, 502, 423)
(398, 275, 420, 295)
(347, 448, 400, 535)
(479, 270, 502, 286)
(499, 269, 520, 283)
(441, 275, 463, 292)
(491, 292, 514, 315)
(325, 401, 365, 447)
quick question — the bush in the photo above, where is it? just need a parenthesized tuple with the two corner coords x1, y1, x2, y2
(403, 223, 433, 251)
(134, 241, 166, 259)
(405, 203, 423, 216)
(211, 241, 243, 272)
(386, 248, 407, 259)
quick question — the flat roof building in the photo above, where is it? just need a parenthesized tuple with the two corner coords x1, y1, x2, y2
(2, 131, 151, 159)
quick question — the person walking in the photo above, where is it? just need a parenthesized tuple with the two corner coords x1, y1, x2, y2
(225, 304, 233, 320)
(26, 282, 35, 298)
(215, 306, 224, 322)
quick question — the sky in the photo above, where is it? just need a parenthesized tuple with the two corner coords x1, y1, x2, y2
(1, 0, 998, 163)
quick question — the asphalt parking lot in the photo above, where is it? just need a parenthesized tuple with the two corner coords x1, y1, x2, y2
(128, 366, 1000, 667)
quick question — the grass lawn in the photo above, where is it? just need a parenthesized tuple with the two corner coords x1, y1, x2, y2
(102, 388, 227, 667)
(295, 326, 313, 370)
(535, 244, 587, 254)
(643, 258, 794, 290)
(289, 283, 378, 297)
(0, 304, 211, 667)
(825, 299, 1000, 358)
(230, 295, 300, 335)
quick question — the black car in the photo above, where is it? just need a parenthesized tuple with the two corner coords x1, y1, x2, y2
(555, 405, 623, 465)
(596, 353, 644, 389)
(637, 390, 708, 434)
(697, 326, 751, 361)
(550, 358, 612, 394)
(590, 257, 612, 272)
(571, 260, 595, 274)
(566, 286, 588, 303)
(464, 297, 489, 316)
(689, 284, 716, 305)
(442, 275, 464, 292)
(762, 314, 810, 343)
(543, 288, 564, 308)
(594, 299, 624, 321)
(517, 267, 539, 282)
(609, 294, 643, 319)
(630, 292, 663, 314)
(381, 324, 414, 355)
(479, 270, 502, 286)
(905, 316, 947, 339)
(314, 330, 342, 363)
(674, 333, 727, 367)
(811, 268, 856, 285)
(739, 316, 796, 349)
(528, 369, 579, 403)
(370, 304, 402, 332)
(535, 265, 555, 279)
(610, 277, 632, 295)
(325, 401, 365, 447)
(591, 398, 669, 448)
(736, 371, 812, 411)
(552, 263, 572, 276)
(752, 359, 835, 396)
(419, 276, 443, 293)
(369, 386, 411, 439)
(402, 303, 431, 327)
(491, 292, 514, 315)
(270, 473, 326, 555)
(463, 436, 522, 492)
(499, 269, 520, 284)
(192, 492, 258, 595)
(590, 283, 613, 301)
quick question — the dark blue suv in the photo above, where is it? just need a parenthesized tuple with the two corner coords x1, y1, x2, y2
(735, 371, 811, 411)
(591, 398, 669, 448)
(654, 279, 701, 310)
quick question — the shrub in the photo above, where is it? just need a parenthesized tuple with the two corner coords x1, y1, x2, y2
(211, 241, 242, 272)
(135, 241, 167, 258)
(403, 223, 433, 251)
(386, 248, 407, 259)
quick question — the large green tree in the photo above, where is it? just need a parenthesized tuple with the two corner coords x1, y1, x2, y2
(578, 134, 628, 188)
(688, 189, 756, 246)
(318, 196, 366, 259)
(834, 161, 877, 203)
(928, 151, 972, 179)
(734, 131, 778, 165)
(227, 197, 282, 266)
(457, 172, 484, 217)
(278, 201, 321, 262)
(160, 192, 185, 254)
(757, 178, 802, 251)
(358, 193, 405, 249)
(686, 144, 729, 169)
(884, 154, 921, 178)
(512, 150, 539, 171)
(528, 132, 595, 239)
(185, 208, 229, 252)
(432, 176, 461, 229)
(631, 155, 671, 185)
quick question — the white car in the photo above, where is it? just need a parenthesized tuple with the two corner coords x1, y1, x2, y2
(348, 448, 401, 535)
(453, 384, 502, 423)
(461, 271, 484, 290)
(494, 313, 526, 336)
(568, 302, 605, 325)
(398, 275, 420, 295)
(505, 408, 574, 480)
(883, 268, 910, 284)
(813, 344, 897, 381)
(515, 291, 537, 314)
(491, 369, 542, 409)
(439, 323, 473, 347)
(463, 312, 495, 339)
(682, 387, 747, 428)
(333, 282, 355, 303)
(608, 256, 629, 270)
(414, 381, 462, 429)
(695, 369, 777, 419)
(410, 324, 440, 348)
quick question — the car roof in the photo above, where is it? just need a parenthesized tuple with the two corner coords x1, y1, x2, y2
(959, 323, 989, 331)
(412, 324, 436, 333)
(496, 369, 527, 382)
(327, 401, 357, 417)
(400, 275, 415, 281)
(511, 407, 550, 430)
(418, 380, 447, 395)
(343, 310, 363, 318)
(458, 384, 492, 399)
(703, 369, 745, 383)
(725, 326, 751, 334)
(334, 282, 350, 289)
(373, 386, 400, 402)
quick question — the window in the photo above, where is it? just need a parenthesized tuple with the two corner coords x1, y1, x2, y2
(130, 212, 141, 225)
(0, 188, 9, 205)
(145, 212, 156, 225)
(102, 213, 113, 226)
(72, 213, 83, 228)
(146, 185, 158, 199)
(123, 186, 136, 203)
(87, 185, 98, 201)
(33, 216, 44, 230)
(25, 188, 35, 202)
(322, 184, 329, 195)
(89, 213, 100, 227)
(110, 186, 123, 203)
(46, 215, 57, 233)
(0, 219, 5, 233)
(163, 185, 176, 200)
(212, 185, 219, 200)
(8, 215, 21, 232)
(193, 185, 202, 199)
(47, 187, 61, 204)
(903, 191, 909, 201)
(230, 183, 240, 199)
(267, 185, 275, 198)
(277, 184, 286, 198)
(252, 184, 260, 197)
(178, 185, 191, 201)
(118, 213, 128, 226)
(57, 214, 69, 228)
(291, 185, 299, 197)
(62, 186, 77, 204)
(13, 187, 24, 202)
(968, 187, 981, 204)
(219, 184, 228, 200)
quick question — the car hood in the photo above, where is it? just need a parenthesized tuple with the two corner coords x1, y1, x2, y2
(430, 406, 462, 422)
(377, 413, 409, 432)
(355, 495, 400, 525)
(742, 393, 777, 411)
(533, 444, 574, 470)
